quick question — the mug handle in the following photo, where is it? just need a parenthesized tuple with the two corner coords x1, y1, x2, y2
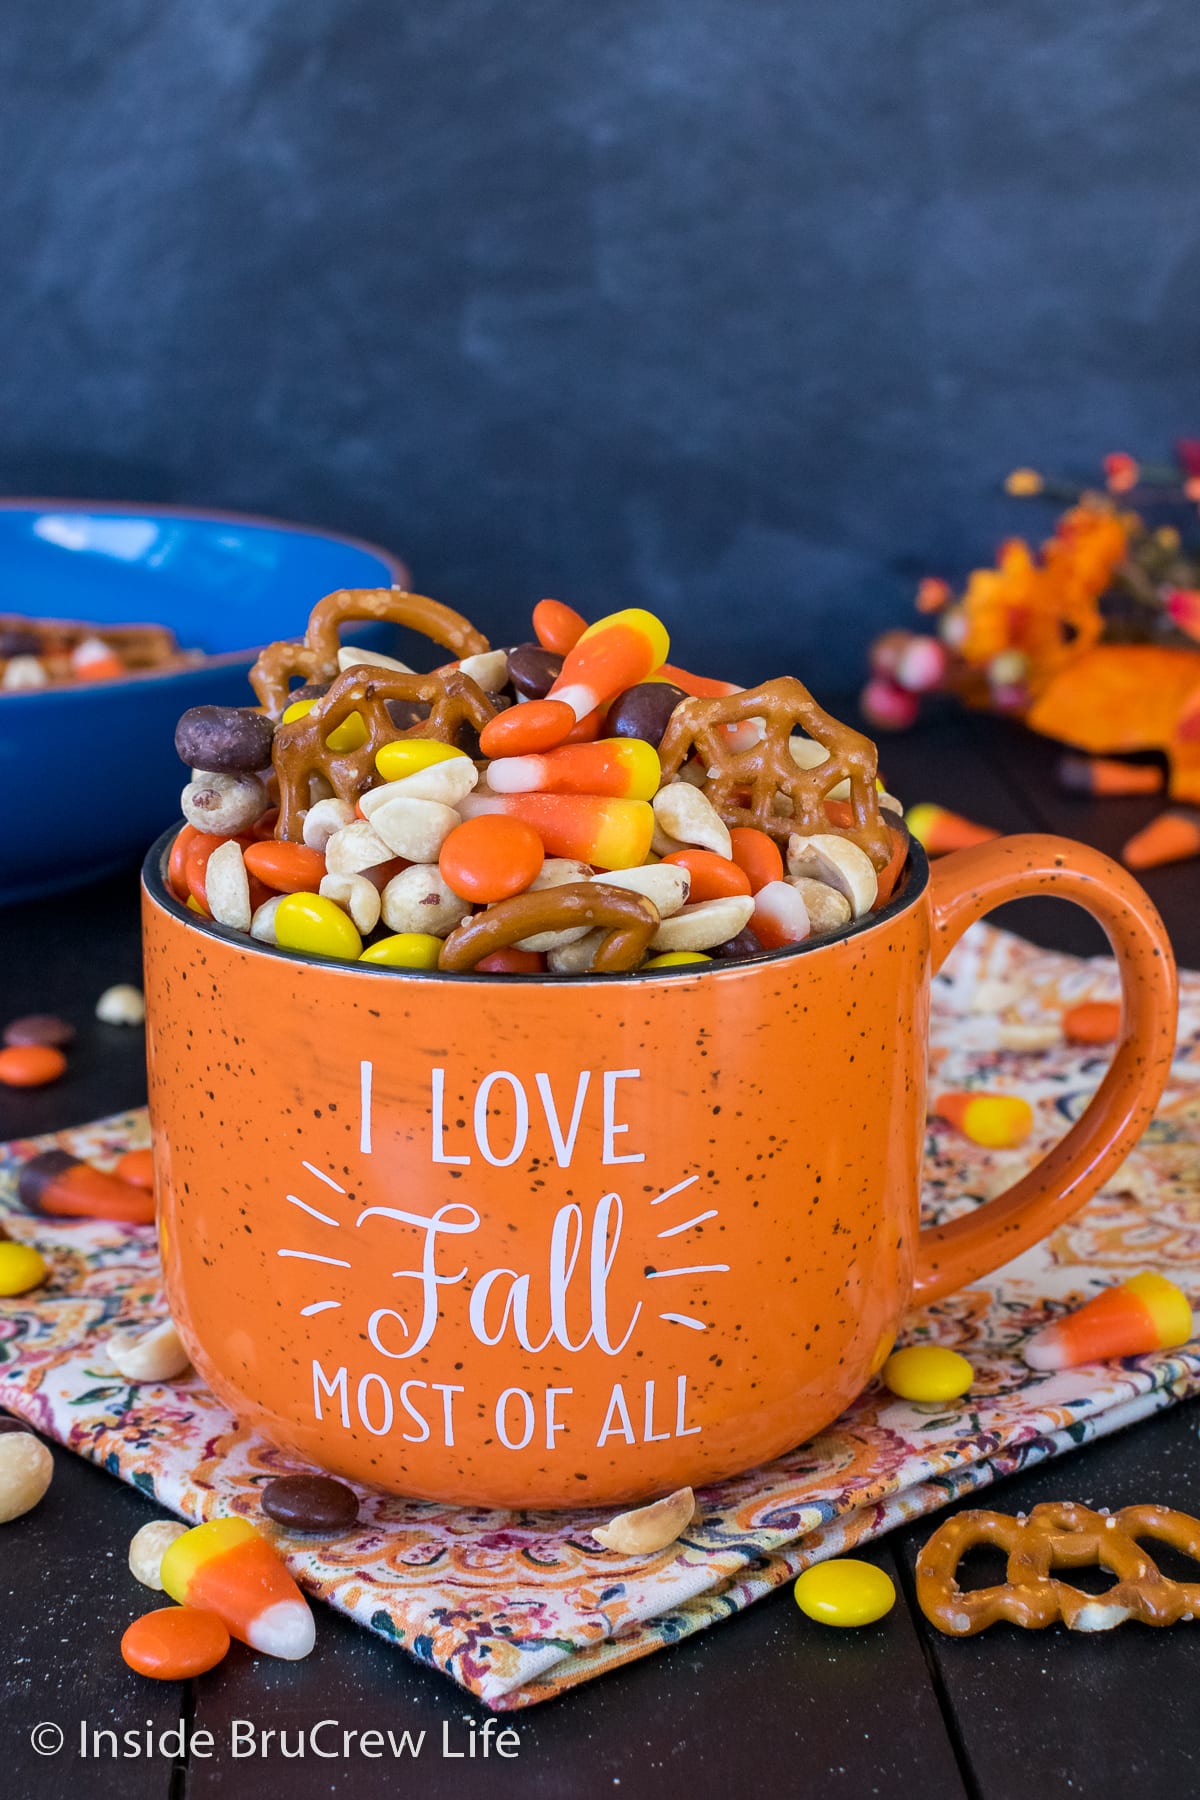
(911, 834, 1178, 1308)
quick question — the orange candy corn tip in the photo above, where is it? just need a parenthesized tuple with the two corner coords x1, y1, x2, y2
(458, 791, 654, 869)
(933, 1091, 1034, 1148)
(1023, 1272, 1193, 1371)
(486, 737, 661, 801)
(160, 1517, 315, 1660)
(905, 804, 999, 855)
(1121, 812, 1200, 871)
(548, 608, 670, 721)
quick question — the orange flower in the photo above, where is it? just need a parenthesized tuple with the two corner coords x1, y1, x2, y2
(1004, 468, 1043, 496)
(1103, 452, 1140, 494)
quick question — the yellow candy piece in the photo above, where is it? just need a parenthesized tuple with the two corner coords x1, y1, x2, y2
(282, 696, 367, 753)
(375, 739, 467, 782)
(0, 1243, 49, 1297)
(793, 1559, 896, 1628)
(274, 893, 363, 961)
(882, 1345, 974, 1403)
(642, 952, 712, 968)
(359, 933, 442, 969)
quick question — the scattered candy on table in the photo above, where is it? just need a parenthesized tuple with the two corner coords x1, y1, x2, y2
(0, 1243, 49, 1297)
(933, 1090, 1035, 1148)
(18, 1149, 156, 1224)
(1061, 1000, 1122, 1046)
(0, 1426, 54, 1522)
(95, 984, 146, 1025)
(881, 1345, 974, 1403)
(793, 1559, 896, 1628)
(106, 1318, 192, 1383)
(121, 1606, 231, 1680)
(904, 803, 999, 856)
(0, 1044, 66, 1088)
(1121, 811, 1200, 871)
(2, 1013, 74, 1049)
(159, 1516, 316, 1659)
(916, 1502, 1200, 1635)
(261, 1474, 360, 1533)
(1057, 755, 1164, 798)
(1022, 1272, 1193, 1371)
(160, 587, 910, 976)
(113, 1147, 156, 1191)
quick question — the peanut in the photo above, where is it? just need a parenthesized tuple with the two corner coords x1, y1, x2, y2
(593, 1486, 695, 1556)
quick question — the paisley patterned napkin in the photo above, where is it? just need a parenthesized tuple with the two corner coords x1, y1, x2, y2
(1, 923, 1197, 1709)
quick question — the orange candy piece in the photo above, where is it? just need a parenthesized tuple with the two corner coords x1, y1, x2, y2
(0, 1044, 66, 1088)
(873, 825, 910, 909)
(728, 827, 784, 894)
(662, 848, 751, 903)
(1122, 812, 1200, 870)
(532, 598, 587, 655)
(168, 823, 202, 901)
(479, 699, 577, 759)
(439, 815, 545, 903)
(476, 948, 546, 974)
(1062, 1000, 1121, 1046)
(114, 1148, 156, 1191)
(121, 1605, 230, 1680)
(243, 841, 328, 893)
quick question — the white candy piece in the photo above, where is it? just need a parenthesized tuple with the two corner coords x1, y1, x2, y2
(0, 1431, 54, 1524)
(592, 864, 690, 918)
(997, 1020, 1063, 1051)
(336, 644, 414, 674)
(752, 880, 810, 946)
(181, 771, 268, 834)
(1, 655, 47, 689)
(381, 864, 471, 937)
(516, 859, 595, 952)
(324, 820, 395, 874)
(652, 783, 732, 858)
(320, 871, 382, 935)
(302, 797, 356, 854)
(456, 648, 510, 693)
(250, 894, 286, 944)
(787, 833, 878, 918)
(128, 1519, 188, 1590)
(96, 984, 145, 1026)
(362, 758, 477, 809)
(366, 796, 460, 862)
(204, 839, 252, 932)
(787, 876, 851, 937)
(593, 1486, 696, 1556)
(107, 1319, 192, 1384)
(651, 894, 754, 952)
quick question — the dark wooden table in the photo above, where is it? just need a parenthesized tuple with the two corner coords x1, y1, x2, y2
(3, 706, 1198, 1800)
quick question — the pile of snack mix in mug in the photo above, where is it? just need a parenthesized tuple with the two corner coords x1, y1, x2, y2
(167, 589, 910, 973)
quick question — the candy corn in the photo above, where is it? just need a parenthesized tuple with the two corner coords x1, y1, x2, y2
(18, 1150, 156, 1225)
(548, 608, 670, 724)
(1121, 812, 1200, 870)
(159, 1517, 315, 1659)
(1057, 755, 1164, 798)
(933, 1091, 1034, 1148)
(487, 737, 661, 801)
(71, 635, 125, 681)
(751, 880, 811, 950)
(1023, 1272, 1193, 1372)
(457, 792, 654, 869)
(905, 804, 999, 855)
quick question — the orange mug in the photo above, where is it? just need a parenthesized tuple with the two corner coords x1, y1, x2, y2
(142, 829, 1176, 1508)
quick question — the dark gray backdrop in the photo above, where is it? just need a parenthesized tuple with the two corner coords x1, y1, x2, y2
(3, 0, 1199, 685)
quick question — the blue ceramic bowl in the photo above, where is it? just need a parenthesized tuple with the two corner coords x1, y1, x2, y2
(0, 502, 408, 904)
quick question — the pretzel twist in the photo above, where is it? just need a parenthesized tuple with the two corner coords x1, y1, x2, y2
(916, 1503, 1200, 1635)
(656, 677, 892, 869)
(272, 666, 496, 840)
(438, 884, 660, 973)
(249, 587, 490, 717)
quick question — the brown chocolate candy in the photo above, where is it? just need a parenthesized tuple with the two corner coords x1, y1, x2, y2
(0, 628, 42, 658)
(0, 1414, 30, 1434)
(261, 1473, 359, 1532)
(608, 682, 689, 748)
(506, 642, 563, 700)
(175, 705, 276, 774)
(709, 927, 765, 961)
(3, 1014, 75, 1050)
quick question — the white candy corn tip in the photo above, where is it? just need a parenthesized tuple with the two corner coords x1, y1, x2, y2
(551, 682, 591, 721)
(1021, 1329, 1066, 1372)
(246, 1599, 316, 1660)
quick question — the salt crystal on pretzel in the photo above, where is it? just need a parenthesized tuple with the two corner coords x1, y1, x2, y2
(657, 676, 892, 869)
(249, 587, 490, 718)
